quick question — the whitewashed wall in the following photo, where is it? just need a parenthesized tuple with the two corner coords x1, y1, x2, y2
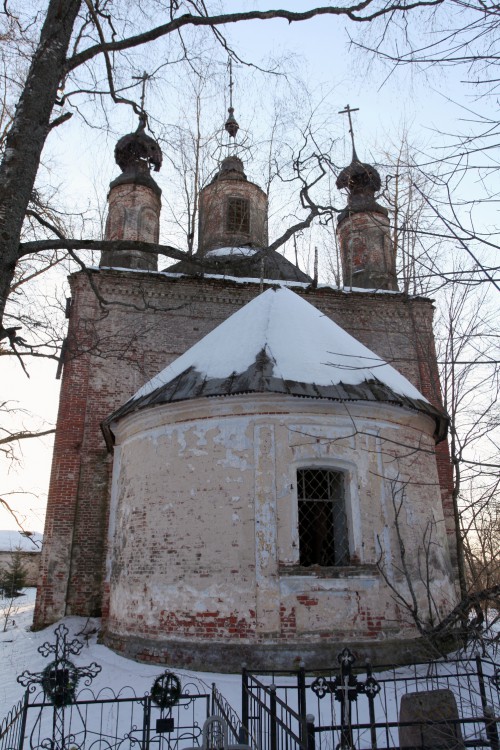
(103, 394, 457, 669)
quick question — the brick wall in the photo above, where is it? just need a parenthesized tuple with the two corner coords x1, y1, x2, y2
(34, 269, 456, 628)
(337, 211, 397, 290)
(100, 181, 161, 270)
(198, 177, 268, 254)
(103, 395, 456, 669)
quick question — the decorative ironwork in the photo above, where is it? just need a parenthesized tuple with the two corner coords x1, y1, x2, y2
(338, 104, 360, 161)
(132, 70, 152, 114)
(0, 693, 26, 750)
(212, 684, 245, 744)
(185, 715, 250, 750)
(297, 469, 349, 567)
(15, 624, 101, 750)
(225, 107, 239, 139)
(151, 671, 182, 709)
(226, 197, 249, 234)
(18, 623, 101, 707)
(5, 654, 500, 750)
(311, 648, 380, 750)
(40, 660, 79, 708)
(4, 670, 229, 750)
(224, 58, 239, 141)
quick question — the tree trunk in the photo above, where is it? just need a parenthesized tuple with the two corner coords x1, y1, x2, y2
(0, 0, 81, 330)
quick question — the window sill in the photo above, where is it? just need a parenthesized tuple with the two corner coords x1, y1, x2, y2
(278, 564, 379, 579)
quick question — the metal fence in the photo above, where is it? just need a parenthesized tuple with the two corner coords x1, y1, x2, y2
(3, 625, 500, 750)
(0, 694, 28, 750)
(0, 681, 244, 750)
(241, 669, 308, 750)
(0, 622, 242, 750)
(211, 683, 246, 746)
(242, 653, 500, 750)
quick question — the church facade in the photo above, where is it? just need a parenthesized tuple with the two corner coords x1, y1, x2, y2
(34, 112, 459, 670)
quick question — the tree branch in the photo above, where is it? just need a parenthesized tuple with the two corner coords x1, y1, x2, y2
(18, 238, 191, 262)
(65, 3, 445, 73)
(0, 428, 55, 447)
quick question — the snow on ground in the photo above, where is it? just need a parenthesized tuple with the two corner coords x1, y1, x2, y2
(2, 590, 499, 747)
(0, 589, 243, 716)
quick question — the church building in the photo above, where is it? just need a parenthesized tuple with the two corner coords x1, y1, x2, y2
(34, 106, 459, 670)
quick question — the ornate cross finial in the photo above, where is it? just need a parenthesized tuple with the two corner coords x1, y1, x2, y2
(229, 57, 234, 111)
(311, 647, 381, 750)
(339, 104, 360, 162)
(132, 70, 152, 114)
(225, 57, 239, 143)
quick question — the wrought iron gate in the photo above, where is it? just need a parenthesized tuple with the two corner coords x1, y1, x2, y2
(242, 651, 500, 750)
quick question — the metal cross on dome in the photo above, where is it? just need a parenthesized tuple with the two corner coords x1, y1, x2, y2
(311, 647, 381, 750)
(132, 70, 152, 115)
(339, 104, 360, 161)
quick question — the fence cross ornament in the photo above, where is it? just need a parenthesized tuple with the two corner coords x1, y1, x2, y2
(311, 647, 381, 750)
(17, 623, 101, 708)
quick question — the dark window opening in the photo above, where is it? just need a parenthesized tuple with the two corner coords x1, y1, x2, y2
(297, 468, 349, 567)
(227, 198, 250, 233)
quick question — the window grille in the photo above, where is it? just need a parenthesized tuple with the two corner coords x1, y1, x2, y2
(297, 468, 349, 567)
(227, 198, 250, 233)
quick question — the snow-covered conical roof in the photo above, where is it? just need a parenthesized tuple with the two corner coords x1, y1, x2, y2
(103, 288, 447, 444)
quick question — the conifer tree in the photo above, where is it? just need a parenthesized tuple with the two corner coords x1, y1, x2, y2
(0, 549, 27, 598)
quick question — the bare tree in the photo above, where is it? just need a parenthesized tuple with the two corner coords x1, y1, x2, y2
(354, 0, 500, 99)
(434, 274, 499, 611)
(0, 399, 55, 528)
(332, 124, 499, 643)
(380, 137, 447, 295)
(0, 0, 450, 342)
(351, 0, 500, 292)
(463, 485, 500, 600)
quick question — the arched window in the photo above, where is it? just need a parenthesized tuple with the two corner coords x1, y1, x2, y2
(297, 468, 349, 566)
(226, 197, 250, 233)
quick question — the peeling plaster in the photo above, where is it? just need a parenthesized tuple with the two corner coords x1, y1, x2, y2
(106, 396, 456, 649)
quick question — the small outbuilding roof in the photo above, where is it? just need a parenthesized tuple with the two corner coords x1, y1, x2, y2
(103, 288, 447, 445)
(0, 530, 43, 552)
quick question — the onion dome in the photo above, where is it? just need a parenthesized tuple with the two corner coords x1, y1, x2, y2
(336, 148, 387, 223)
(215, 154, 247, 182)
(114, 113, 162, 174)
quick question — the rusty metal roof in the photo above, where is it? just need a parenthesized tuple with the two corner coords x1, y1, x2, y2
(165, 247, 312, 283)
(103, 347, 447, 450)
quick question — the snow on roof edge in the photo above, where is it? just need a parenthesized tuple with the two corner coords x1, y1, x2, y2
(82, 267, 430, 299)
(0, 530, 43, 552)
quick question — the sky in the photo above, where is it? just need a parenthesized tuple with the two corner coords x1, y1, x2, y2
(1, 0, 497, 532)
